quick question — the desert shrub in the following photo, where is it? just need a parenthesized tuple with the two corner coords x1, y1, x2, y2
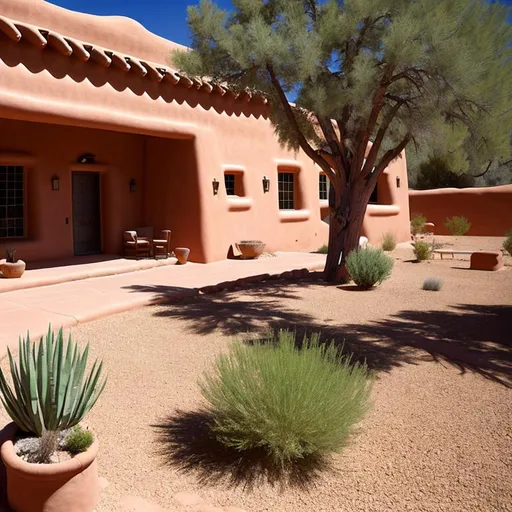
(346, 247, 393, 289)
(65, 425, 94, 455)
(201, 330, 374, 466)
(422, 277, 443, 291)
(411, 214, 427, 235)
(5, 248, 17, 263)
(317, 244, 329, 254)
(412, 241, 432, 261)
(503, 230, 512, 256)
(381, 232, 396, 252)
(444, 216, 471, 236)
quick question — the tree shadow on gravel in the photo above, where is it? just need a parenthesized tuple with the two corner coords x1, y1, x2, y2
(152, 410, 328, 490)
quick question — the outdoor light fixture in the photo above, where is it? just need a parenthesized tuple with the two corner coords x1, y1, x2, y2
(129, 178, 137, 192)
(212, 177, 220, 195)
(77, 153, 96, 164)
(51, 175, 60, 191)
(262, 175, 270, 193)
(396, 176, 401, 188)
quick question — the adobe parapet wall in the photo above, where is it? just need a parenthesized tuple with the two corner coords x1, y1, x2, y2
(409, 185, 512, 236)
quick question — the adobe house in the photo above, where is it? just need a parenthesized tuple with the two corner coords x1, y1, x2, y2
(0, 0, 411, 264)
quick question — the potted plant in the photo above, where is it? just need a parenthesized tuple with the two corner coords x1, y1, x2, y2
(0, 248, 26, 278)
(0, 326, 107, 512)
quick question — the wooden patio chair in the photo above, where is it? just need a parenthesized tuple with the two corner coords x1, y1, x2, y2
(123, 230, 151, 259)
(152, 230, 172, 258)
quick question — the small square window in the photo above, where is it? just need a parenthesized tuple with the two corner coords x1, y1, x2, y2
(319, 174, 328, 200)
(278, 172, 295, 210)
(224, 174, 236, 196)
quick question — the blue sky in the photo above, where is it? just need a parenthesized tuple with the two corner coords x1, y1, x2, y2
(49, 0, 512, 46)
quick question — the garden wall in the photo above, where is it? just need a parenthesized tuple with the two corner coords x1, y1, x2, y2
(409, 185, 512, 236)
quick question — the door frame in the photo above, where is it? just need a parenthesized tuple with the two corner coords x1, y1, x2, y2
(70, 169, 102, 256)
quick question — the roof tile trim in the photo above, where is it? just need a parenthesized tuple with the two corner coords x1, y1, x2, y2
(0, 14, 267, 104)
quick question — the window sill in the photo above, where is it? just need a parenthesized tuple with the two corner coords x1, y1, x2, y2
(279, 209, 310, 222)
(366, 204, 400, 216)
(227, 197, 253, 211)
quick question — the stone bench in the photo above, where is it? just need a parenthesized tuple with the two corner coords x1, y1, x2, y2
(470, 251, 503, 271)
(433, 249, 473, 260)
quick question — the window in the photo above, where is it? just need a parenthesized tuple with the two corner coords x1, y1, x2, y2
(224, 173, 236, 196)
(278, 172, 295, 209)
(0, 165, 24, 238)
(319, 174, 328, 200)
(369, 183, 378, 204)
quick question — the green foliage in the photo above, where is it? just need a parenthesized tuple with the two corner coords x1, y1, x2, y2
(412, 241, 432, 261)
(413, 156, 475, 190)
(317, 244, 329, 254)
(381, 232, 396, 252)
(444, 216, 471, 236)
(200, 330, 373, 466)
(65, 425, 94, 455)
(5, 248, 17, 263)
(410, 214, 427, 235)
(0, 326, 107, 437)
(346, 247, 394, 289)
(503, 230, 512, 256)
(422, 277, 443, 291)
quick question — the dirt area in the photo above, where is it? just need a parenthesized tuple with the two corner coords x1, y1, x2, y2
(0, 237, 511, 512)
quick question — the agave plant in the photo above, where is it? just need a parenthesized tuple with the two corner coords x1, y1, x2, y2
(0, 326, 106, 437)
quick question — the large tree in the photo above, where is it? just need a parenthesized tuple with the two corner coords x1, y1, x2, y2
(173, 0, 512, 282)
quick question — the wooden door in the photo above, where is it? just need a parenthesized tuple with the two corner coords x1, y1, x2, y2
(72, 172, 101, 255)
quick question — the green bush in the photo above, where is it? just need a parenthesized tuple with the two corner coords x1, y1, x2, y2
(422, 277, 442, 291)
(444, 216, 471, 236)
(503, 230, 512, 256)
(412, 241, 432, 261)
(381, 232, 396, 252)
(65, 425, 94, 455)
(346, 247, 393, 289)
(201, 331, 373, 466)
(317, 244, 329, 254)
(410, 214, 427, 235)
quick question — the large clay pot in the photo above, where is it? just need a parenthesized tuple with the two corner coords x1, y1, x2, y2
(236, 240, 266, 259)
(0, 423, 100, 512)
(0, 259, 26, 278)
(174, 247, 190, 265)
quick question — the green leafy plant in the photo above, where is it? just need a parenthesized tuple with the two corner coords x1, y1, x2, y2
(201, 330, 373, 466)
(412, 241, 432, 261)
(316, 244, 329, 254)
(5, 248, 17, 263)
(346, 247, 393, 290)
(0, 325, 107, 437)
(381, 232, 396, 252)
(444, 216, 471, 236)
(65, 425, 94, 455)
(503, 229, 512, 256)
(422, 277, 443, 291)
(410, 214, 427, 236)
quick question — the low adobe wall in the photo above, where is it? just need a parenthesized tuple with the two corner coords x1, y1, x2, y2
(409, 185, 512, 236)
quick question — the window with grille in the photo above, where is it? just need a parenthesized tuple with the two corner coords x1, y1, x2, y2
(278, 172, 295, 210)
(0, 165, 24, 238)
(224, 173, 236, 196)
(319, 174, 328, 200)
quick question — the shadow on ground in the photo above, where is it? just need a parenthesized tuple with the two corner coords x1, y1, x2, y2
(152, 410, 328, 490)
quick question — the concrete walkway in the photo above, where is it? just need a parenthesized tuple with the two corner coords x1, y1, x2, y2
(0, 252, 325, 357)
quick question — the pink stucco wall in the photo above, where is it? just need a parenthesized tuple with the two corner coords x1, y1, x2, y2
(409, 185, 512, 236)
(0, 0, 411, 263)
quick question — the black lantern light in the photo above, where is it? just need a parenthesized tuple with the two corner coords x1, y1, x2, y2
(262, 175, 270, 193)
(129, 178, 137, 192)
(212, 177, 220, 195)
(51, 175, 60, 191)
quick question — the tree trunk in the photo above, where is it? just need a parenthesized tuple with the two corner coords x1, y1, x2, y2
(323, 187, 368, 283)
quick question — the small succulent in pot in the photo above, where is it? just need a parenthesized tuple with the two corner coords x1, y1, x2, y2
(5, 248, 18, 263)
(0, 325, 106, 462)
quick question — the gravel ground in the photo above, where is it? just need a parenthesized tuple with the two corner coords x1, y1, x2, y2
(1, 237, 511, 512)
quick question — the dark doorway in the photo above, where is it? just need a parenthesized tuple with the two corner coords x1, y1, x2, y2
(72, 172, 101, 256)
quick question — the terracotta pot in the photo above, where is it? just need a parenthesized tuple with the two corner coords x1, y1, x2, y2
(174, 247, 190, 264)
(236, 240, 266, 259)
(0, 423, 100, 512)
(0, 260, 26, 278)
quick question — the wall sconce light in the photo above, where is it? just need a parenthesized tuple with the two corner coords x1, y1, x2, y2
(396, 177, 401, 188)
(51, 175, 60, 191)
(129, 178, 137, 192)
(262, 175, 270, 193)
(212, 177, 220, 195)
(77, 153, 96, 164)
